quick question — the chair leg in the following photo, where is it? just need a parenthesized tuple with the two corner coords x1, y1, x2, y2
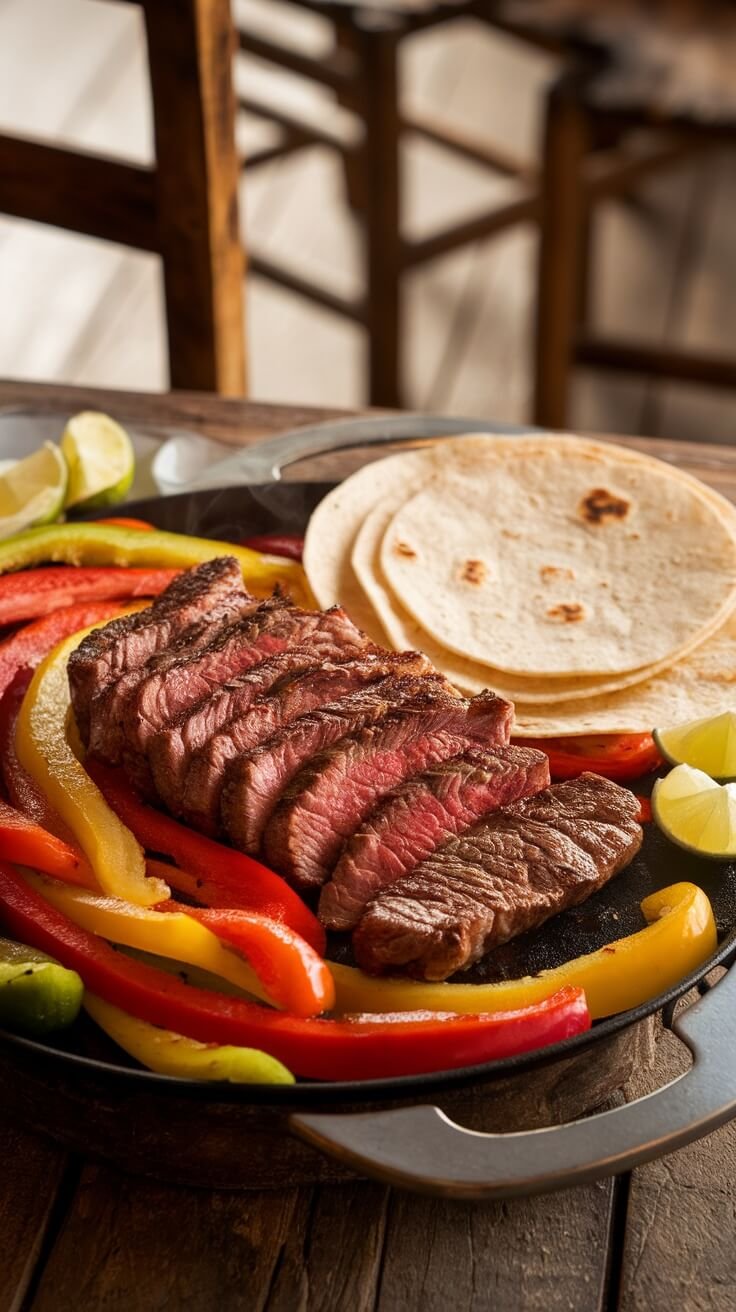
(142, 0, 247, 395)
(533, 78, 591, 429)
(355, 17, 403, 408)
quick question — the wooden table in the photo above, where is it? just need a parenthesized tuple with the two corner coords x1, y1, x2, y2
(2, 379, 735, 1312)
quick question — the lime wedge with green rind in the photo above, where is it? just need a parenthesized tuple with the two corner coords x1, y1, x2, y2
(0, 936, 83, 1035)
(653, 763, 736, 859)
(0, 442, 67, 541)
(61, 411, 135, 509)
(654, 711, 736, 782)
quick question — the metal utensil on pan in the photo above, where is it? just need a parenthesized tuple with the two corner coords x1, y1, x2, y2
(5, 415, 736, 1200)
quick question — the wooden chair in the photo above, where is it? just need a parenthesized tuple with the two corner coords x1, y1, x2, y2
(237, 0, 557, 407)
(532, 10, 736, 428)
(0, 0, 246, 395)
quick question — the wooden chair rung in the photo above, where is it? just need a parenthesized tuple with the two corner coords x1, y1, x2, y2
(404, 194, 540, 268)
(237, 27, 358, 100)
(405, 111, 536, 183)
(575, 337, 736, 391)
(240, 96, 358, 157)
(249, 253, 366, 323)
(0, 135, 158, 252)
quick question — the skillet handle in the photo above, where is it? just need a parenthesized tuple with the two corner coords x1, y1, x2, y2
(290, 965, 736, 1200)
(182, 415, 530, 489)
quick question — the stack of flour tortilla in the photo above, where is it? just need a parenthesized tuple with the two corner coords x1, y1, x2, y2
(303, 434, 736, 736)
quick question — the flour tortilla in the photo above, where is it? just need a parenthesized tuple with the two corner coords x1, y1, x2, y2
(380, 441, 736, 677)
(352, 498, 725, 703)
(512, 608, 736, 736)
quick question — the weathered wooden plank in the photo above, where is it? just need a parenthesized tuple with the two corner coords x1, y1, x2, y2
(614, 1011, 736, 1312)
(28, 1170, 388, 1312)
(376, 1175, 616, 1312)
(0, 1122, 69, 1312)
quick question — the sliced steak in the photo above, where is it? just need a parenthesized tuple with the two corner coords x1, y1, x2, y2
(86, 588, 260, 764)
(69, 557, 245, 743)
(352, 773, 642, 980)
(221, 675, 456, 855)
(319, 744, 550, 930)
(148, 633, 383, 816)
(180, 650, 434, 832)
(262, 690, 513, 889)
(122, 602, 370, 782)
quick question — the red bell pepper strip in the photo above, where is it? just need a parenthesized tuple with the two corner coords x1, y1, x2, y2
(0, 798, 90, 885)
(0, 600, 131, 701)
(158, 900, 335, 1017)
(95, 518, 155, 532)
(0, 863, 590, 1079)
(240, 533, 304, 562)
(516, 733, 662, 783)
(0, 566, 176, 625)
(88, 763, 325, 955)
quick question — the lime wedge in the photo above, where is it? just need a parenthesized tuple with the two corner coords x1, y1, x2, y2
(0, 442, 68, 541)
(654, 711, 736, 782)
(653, 763, 736, 859)
(61, 411, 135, 509)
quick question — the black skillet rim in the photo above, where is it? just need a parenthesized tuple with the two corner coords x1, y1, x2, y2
(1, 481, 730, 1104)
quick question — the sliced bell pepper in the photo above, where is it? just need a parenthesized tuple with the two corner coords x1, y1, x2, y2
(0, 800, 89, 885)
(95, 518, 155, 531)
(240, 533, 304, 562)
(15, 624, 168, 908)
(0, 863, 590, 1079)
(0, 600, 135, 701)
(0, 523, 314, 607)
(83, 993, 295, 1084)
(1, 670, 71, 836)
(157, 901, 334, 1017)
(20, 872, 283, 1008)
(88, 762, 324, 954)
(0, 934, 83, 1035)
(0, 566, 179, 624)
(517, 733, 662, 783)
(328, 881, 717, 1020)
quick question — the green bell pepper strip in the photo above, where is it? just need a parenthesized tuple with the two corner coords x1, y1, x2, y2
(0, 934, 83, 1035)
(0, 523, 314, 606)
(0, 862, 591, 1080)
(84, 994, 295, 1084)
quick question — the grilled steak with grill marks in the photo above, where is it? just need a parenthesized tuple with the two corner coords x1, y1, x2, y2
(149, 645, 375, 817)
(220, 674, 456, 855)
(319, 743, 550, 930)
(262, 689, 514, 889)
(69, 556, 246, 743)
(121, 601, 370, 787)
(180, 650, 434, 833)
(352, 774, 642, 980)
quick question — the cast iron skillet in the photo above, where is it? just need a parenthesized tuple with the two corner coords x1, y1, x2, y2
(3, 415, 736, 1199)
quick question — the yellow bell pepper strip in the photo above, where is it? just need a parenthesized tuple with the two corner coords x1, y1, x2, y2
(84, 994, 295, 1084)
(21, 871, 276, 1007)
(0, 522, 314, 606)
(0, 934, 83, 1035)
(22, 872, 331, 1017)
(0, 862, 591, 1079)
(328, 882, 717, 1020)
(15, 621, 168, 908)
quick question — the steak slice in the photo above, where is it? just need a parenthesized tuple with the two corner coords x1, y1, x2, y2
(262, 690, 514, 889)
(352, 773, 642, 980)
(319, 744, 550, 930)
(221, 675, 456, 856)
(180, 650, 434, 833)
(86, 587, 259, 764)
(122, 602, 370, 781)
(69, 556, 245, 743)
